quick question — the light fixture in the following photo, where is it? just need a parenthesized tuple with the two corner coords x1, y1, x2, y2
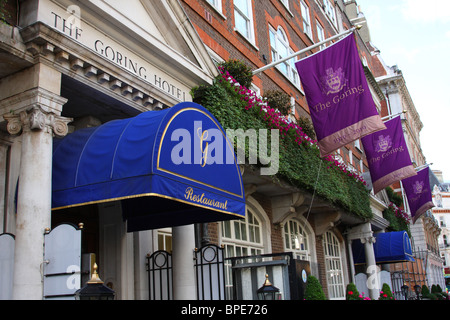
(75, 263, 115, 300)
(257, 274, 280, 300)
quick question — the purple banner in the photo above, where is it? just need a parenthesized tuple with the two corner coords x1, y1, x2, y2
(402, 167, 434, 223)
(295, 34, 386, 157)
(361, 116, 416, 194)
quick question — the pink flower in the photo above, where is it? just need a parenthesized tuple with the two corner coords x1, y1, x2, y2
(217, 67, 368, 185)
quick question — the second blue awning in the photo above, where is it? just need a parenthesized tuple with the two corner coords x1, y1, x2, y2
(352, 231, 415, 265)
(52, 102, 246, 231)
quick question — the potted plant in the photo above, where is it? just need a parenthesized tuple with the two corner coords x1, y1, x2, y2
(378, 283, 394, 300)
(421, 284, 437, 300)
(346, 283, 362, 300)
(304, 275, 326, 300)
(218, 59, 253, 89)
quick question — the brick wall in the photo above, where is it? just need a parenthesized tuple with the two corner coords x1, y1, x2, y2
(181, 0, 380, 300)
(315, 234, 329, 298)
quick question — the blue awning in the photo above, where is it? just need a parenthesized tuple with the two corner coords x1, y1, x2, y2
(52, 102, 246, 232)
(352, 231, 415, 265)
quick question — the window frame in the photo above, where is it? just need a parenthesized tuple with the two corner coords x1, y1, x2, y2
(300, 0, 312, 39)
(323, 231, 345, 300)
(322, 0, 337, 27)
(283, 219, 311, 260)
(234, 0, 256, 44)
(221, 207, 265, 298)
(316, 19, 326, 50)
(269, 25, 301, 87)
(206, 0, 222, 13)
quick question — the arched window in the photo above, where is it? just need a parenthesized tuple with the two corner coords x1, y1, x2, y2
(269, 26, 300, 86)
(221, 197, 269, 299)
(283, 219, 310, 260)
(222, 209, 263, 258)
(323, 231, 345, 299)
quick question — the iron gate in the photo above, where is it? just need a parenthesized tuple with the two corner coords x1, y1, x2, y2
(146, 245, 226, 300)
(194, 244, 226, 300)
(146, 250, 173, 300)
(390, 246, 429, 300)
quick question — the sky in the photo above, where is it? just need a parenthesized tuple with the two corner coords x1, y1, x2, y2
(354, 0, 450, 182)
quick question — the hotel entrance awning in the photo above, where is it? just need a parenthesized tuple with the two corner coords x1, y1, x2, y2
(352, 231, 415, 265)
(52, 102, 246, 232)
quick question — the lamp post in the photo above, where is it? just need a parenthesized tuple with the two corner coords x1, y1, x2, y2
(401, 284, 409, 301)
(257, 274, 280, 300)
(75, 263, 115, 300)
(414, 285, 421, 300)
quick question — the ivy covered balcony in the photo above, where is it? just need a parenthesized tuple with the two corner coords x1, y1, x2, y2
(191, 61, 373, 223)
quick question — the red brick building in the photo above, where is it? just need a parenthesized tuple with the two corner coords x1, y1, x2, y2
(180, 0, 390, 299)
(181, 0, 386, 180)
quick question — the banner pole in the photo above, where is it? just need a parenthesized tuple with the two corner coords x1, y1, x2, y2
(252, 26, 362, 76)
(381, 110, 407, 121)
(414, 163, 433, 172)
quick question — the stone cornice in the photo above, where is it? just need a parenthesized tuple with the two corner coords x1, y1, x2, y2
(19, 22, 188, 112)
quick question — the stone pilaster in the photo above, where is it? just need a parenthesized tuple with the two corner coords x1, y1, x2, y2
(2, 90, 71, 300)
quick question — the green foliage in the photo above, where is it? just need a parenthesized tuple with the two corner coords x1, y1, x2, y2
(191, 64, 373, 221)
(345, 283, 361, 300)
(382, 205, 410, 236)
(421, 284, 440, 300)
(378, 283, 394, 300)
(430, 284, 448, 300)
(217, 59, 253, 88)
(0, 0, 7, 22)
(304, 275, 326, 300)
(421, 284, 430, 295)
(296, 116, 316, 140)
(385, 187, 403, 206)
(262, 90, 291, 116)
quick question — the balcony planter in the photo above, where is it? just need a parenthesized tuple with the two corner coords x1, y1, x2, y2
(191, 66, 372, 221)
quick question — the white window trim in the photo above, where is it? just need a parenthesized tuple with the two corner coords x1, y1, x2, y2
(205, 0, 227, 20)
(280, 0, 294, 16)
(269, 25, 301, 89)
(234, 0, 256, 45)
(283, 218, 312, 261)
(323, 231, 346, 300)
(317, 0, 338, 30)
(316, 19, 326, 50)
(300, 0, 313, 40)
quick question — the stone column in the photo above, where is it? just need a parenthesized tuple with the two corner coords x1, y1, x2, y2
(346, 222, 380, 300)
(172, 224, 197, 300)
(3, 93, 71, 299)
(361, 235, 380, 300)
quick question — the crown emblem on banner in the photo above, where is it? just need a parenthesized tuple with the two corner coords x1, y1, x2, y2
(413, 181, 424, 194)
(321, 67, 347, 95)
(375, 135, 392, 153)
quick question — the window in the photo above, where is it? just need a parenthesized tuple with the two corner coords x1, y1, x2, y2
(354, 138, 362, 151)
(280, 0, 289, 10)
(269, 26, 300, 86)
(222, 209, 264, 297)
(222, 210, 263, 255)
(234, 0, 255, 42)
(206, 0, 222, 12)
(300, 1, 312, 38)
(158, 228, 173, 252)
(283, 219, 310, 260)
(323, 231, 345, 299)
(316, 20, 325, 50)
(322, 0, 337, 26)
